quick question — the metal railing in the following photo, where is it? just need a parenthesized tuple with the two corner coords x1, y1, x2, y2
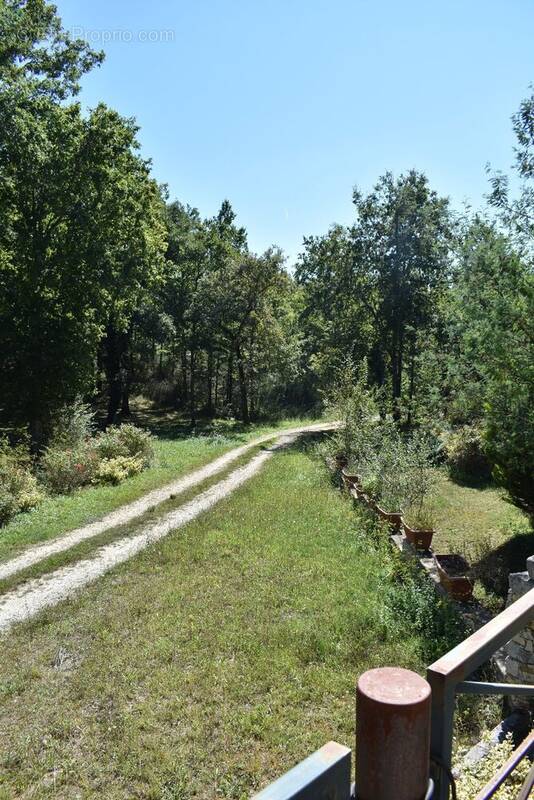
(252, 590, 534, 800)
(427, 588, 534, 800)
(251, 742, 352, 799)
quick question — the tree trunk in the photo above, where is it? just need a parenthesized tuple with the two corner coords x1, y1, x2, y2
(214, 354, 220, 412)
(206, 350, 214, 417)
(236, 344, 249, 424)
(407, 341, 416, 428)
(29, 418, 44, 455)
(226, 351, 234, 408)
(190, 348, 196, 427)
(105, 323, 129, 427)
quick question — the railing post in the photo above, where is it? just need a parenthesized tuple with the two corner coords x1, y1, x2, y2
(427, 670, 455, 800)
(356, 667, 432, 800)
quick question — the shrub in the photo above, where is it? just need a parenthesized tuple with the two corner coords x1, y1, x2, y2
(40, 444, 99, 494)
(48, 398, 95, 448)
(456, 734, 531, 800)
(484, 383, 534, 519)
(401, 431, 439, 519)
(325, 358, 377, 462)
(445, 425, 492, 483)
(0, 440, 43, 525)
(94, 456, 144, 485)
(94, 424, 154, 467)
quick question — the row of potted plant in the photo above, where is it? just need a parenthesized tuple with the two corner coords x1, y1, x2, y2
(338, 463, 473, 602)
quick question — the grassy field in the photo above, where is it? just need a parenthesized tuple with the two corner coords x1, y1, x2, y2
(431, 470, 533, 604)
(0, 440, 460, 799)
(0, 413, 320, 564)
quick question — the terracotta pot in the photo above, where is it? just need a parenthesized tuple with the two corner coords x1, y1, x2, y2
(434, 554, 473, 601)
(341, 469, 361, 486)
(376, 505, 402, 529)
(356, 491, 366, 504)
(402, 521, 434, 551)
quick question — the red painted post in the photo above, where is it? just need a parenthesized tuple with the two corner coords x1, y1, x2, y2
(356, 667, 432, 800)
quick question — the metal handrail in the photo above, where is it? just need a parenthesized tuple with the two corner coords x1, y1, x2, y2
(427, 589, 534, 800)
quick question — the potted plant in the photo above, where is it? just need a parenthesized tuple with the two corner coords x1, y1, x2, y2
(341, 468, 361, 488)
(434, 554, 473, 601)
(375, 487, 403, 530)
(400, 433, 439, 548)
(402, 504, 435, 551)
(361, 474, 379, 498)
(335, 452, 349, 469)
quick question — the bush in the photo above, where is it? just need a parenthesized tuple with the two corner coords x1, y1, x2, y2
(94, 456, 145, 485)
(456, 735, 531, 800)
(483, 384, 534, 519)
(48, 397, 95, 448)
(40, 444, 100, 494)
(445, 425, 492, 483)
(40, 423, 153, 494)
(94, 424, 154, 467)
(325, 358, 377, 462)
(0, 440, 43, 525)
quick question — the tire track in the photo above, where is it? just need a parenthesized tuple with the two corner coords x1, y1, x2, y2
(0, 429, 325, 634)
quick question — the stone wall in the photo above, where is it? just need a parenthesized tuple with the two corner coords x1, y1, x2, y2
(503, 556, 534, 708)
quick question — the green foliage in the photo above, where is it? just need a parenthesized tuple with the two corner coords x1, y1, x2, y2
(39, 443, 100, 494)
(0, 0, 103, 99)
(48, 398, 96, 448)
(0, 438, 43, 525)
(94, 456, 145, 486)
(383, 554, 466, 664)
(456, 735, 531, 800)
(40, 422, 153, 495)
(325, 357, 377, 460)
(484, 381, 534, 518)
(445, 425, 492, 483)
(94, 425, 154, 467)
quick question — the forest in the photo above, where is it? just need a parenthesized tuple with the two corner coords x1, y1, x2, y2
(1, 3, 534, 799)
(0, 0, 533, 523)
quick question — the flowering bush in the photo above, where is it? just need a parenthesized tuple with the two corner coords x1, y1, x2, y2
(94, 424, 154, 467)
(94, 455, 144, 485)
(40, 444, 100, 494)
(40, 422, 153, 494)
(0, 439, 43, 525)
(456, 735, 531, 800)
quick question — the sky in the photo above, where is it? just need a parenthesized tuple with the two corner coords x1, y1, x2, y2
(59, 0, 534, 265)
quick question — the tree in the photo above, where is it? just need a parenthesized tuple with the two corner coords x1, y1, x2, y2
(0, 0, 103, 99)
(352, 171, 452, 418)
(296, 224, 373, 402)
(0, 3, 167, 442)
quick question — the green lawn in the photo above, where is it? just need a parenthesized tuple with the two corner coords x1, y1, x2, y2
(0, 414, 320, 564)
(431, 470, 533, 603)
(0, 441, 457, 799)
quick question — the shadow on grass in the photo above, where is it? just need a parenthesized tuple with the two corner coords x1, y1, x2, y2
(126, 405, 252, 442)
(472, 526, 534, 599)
(448, 471, 495, 490)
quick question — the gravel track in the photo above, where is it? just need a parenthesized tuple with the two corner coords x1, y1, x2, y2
(0, 426, 333, 634)
(0, 421, 336, 583)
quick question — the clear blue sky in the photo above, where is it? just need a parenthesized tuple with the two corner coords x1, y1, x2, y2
(60, 0, 534, 265)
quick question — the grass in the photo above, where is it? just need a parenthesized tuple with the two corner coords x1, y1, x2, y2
(0, 445, 265, 596)
(0, 440, 460, 799)
(431, 470, 533, 604)
(0, 412, 322, 564)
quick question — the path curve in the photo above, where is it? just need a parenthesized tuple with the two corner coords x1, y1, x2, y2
(0, 421, 337, 582)
(0, 426, 334, 634)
